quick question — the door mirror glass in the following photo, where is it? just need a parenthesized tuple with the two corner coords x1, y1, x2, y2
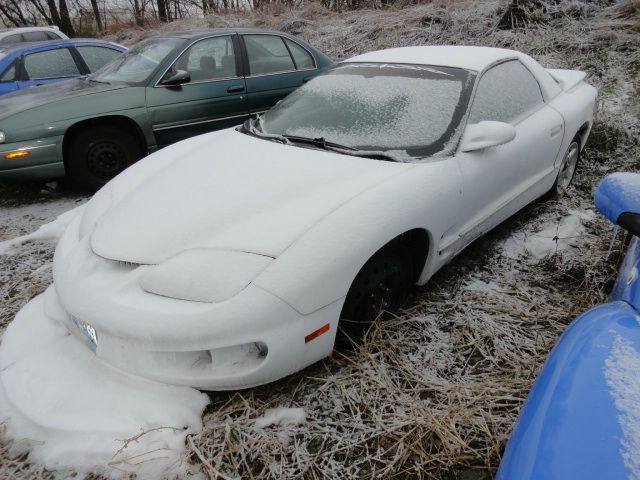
(459, 121, 516, 152)
(160, 69, 191, 86)
(595, 173, 640, 236)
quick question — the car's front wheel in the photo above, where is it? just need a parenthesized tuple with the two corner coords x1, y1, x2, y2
(338, 246, 413, 345)
(66, 125, 144, 191)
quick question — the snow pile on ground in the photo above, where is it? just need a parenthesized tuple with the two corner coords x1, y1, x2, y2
(501, 209, 596, 260)
(254, 408, 306, 429)
(0, 289, 209, 479)
(0, 204, 85, 255)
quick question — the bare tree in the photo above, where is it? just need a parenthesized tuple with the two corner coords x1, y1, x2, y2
(89, 0, 103, 30)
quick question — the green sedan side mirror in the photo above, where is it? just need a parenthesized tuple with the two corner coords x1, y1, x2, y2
(160, 69, 191, 87)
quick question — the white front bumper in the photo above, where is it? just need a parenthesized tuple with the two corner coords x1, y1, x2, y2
(51, 215, 343, 390)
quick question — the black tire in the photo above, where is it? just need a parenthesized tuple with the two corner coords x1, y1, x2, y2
(66, 125, 144, 191)
(547, 137, 581, 199)
(338, 246, 413, 346)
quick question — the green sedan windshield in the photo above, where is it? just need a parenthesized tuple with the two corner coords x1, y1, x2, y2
(93, 37, 182, 84)
(261, 63, 475, 158)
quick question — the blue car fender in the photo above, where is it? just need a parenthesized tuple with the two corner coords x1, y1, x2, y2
(498, 301, 640, 480)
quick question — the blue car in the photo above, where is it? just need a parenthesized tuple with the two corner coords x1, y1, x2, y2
(0, 39, 126, 96)
(498, 172, 640, 479)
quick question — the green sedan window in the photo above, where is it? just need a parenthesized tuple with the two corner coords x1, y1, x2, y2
(245, 35, 295, 75)
(172, 36, 237, 82)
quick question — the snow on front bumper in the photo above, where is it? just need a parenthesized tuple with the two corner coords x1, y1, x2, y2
(52, 215, 342, 390)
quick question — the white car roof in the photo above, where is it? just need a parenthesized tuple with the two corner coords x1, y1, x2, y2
(346, 45, 562, 100)
(347, 46, 525, 71)
(0, 26, 68, 39)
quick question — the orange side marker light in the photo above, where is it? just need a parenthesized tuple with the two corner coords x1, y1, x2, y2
(5, 151, 30, 160)
(305, 323, 330, 343)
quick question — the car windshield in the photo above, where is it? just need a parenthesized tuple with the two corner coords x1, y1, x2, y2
(92, 37, 182, 84)
(260, 63, 475, 158)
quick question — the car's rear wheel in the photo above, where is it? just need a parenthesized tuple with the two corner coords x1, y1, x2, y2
(66, 125, 143, 191)
(338, 246, 413, 346)
(549, 137, 580, 197)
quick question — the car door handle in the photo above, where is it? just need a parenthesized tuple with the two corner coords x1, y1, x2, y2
(227, 85, 245, 93)
(550, 124, 563, 137)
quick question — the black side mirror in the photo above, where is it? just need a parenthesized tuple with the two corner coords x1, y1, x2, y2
(160, 69, 190, 87)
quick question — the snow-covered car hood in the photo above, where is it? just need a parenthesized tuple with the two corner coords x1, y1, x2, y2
(89, 129, 414, 265)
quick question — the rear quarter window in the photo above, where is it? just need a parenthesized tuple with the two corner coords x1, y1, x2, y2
(468, 60, 544, 124)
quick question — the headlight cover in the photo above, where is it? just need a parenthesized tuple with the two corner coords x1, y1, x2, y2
(140, 249, 273, 303)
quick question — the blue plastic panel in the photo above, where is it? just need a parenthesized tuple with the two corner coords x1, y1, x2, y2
(595, 172, 640, 224)
(498, 301, 640, 480)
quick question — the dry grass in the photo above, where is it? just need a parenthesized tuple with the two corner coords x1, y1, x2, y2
(1, 0, 639, 478)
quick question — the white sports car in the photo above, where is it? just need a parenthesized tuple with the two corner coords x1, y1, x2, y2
(50, 46, 597, 390)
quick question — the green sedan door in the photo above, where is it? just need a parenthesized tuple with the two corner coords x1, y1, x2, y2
(241, 34, 318, 115)
(146, 34, 249, 147)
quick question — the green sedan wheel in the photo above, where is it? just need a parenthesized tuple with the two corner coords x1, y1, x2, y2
(66, 125, 143, 191)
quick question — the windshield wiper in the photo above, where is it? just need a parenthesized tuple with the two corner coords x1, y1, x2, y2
(283, 135, 355, 151)
(84, 75, 110, 85)
(284, 135, 403, 162)
(241, 115, 289, 144)
(240, 119, 403, 162)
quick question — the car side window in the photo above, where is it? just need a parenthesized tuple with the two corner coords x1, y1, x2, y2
(46, 31, 63, 40)
(24, 48, 81, 80)
(171, 36, 237, 83)
(0, 61, 17, 82)
(245, 34, 296, 75)
(284, 38, 315, 69)
(0, 34, 24, 45)
(468, 60, 544, 124)
(23, 31, 50, 42)
(77, 46, 122, 72)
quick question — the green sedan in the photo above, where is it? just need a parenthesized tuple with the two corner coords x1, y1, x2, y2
(0, 28, 333, 189)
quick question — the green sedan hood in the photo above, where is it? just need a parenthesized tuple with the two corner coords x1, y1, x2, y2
(0, 79, 129, 121)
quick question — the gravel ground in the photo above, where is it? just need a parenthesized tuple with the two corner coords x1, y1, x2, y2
(1, 0, 639, 478)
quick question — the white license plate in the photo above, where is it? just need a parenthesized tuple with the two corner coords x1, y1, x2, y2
(71, 317, 98, 348)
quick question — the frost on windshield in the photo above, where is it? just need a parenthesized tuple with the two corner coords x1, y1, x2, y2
(263, 64, 470, 157)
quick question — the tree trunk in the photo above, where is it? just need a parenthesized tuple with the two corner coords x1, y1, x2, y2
(57, 0, 75, 36)
(133, 0, 143, 26)
(45, 0, 62, 28)
(90, 0, 103, 31)
(157, 0, 168, 22)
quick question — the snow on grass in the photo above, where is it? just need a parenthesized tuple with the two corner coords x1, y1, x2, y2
(501, 209, 596, 260)
(0, 204, 85, 255)
(253, 408, 306, 429)
(0, 289, 209, 479)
